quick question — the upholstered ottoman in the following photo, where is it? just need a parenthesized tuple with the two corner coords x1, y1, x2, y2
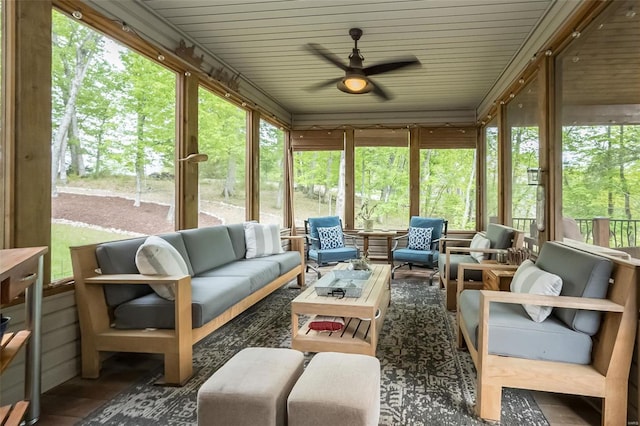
(287, 352, 380, 426)
(197, 347, 304, 426)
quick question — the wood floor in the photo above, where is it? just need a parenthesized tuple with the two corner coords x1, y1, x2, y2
(34, 267, 604, 426)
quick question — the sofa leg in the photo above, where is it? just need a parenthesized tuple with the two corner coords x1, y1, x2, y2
(602, 381, 627, 426)
(81, 346, 102, 379)
(476, 381, 502, 422)
(296, 271, 305, 288)
(164, 348, 193, 386)
(446, 282, 457, 311)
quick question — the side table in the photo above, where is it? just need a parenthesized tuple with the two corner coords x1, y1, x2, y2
(357, 231, 396, 265)
(482, 268, 516, 291)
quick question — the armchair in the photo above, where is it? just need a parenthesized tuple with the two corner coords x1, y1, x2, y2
(438, 223, 524, 310)
(456, 241, 638, 425)
(391, 216, 447, 283)
(304, 216, 360, 277)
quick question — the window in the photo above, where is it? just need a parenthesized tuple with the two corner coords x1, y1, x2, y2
(507, 78, 539, 236)
(198, 86, 247, 225)
(557, 1, 640, 250)
(419, 128, 477, 229)
(50, 10, 176, 280)
(355, 130, 409, 229)
(292, 150, 343, 226)
(259, 119, 285, 225)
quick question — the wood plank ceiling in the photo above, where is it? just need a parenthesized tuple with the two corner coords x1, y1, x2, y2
(138, 0, 556, 123)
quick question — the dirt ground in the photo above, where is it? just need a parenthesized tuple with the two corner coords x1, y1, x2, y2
(52, 192, 222, 234)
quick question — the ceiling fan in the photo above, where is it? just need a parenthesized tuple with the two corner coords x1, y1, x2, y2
(306, 28, 421, 101)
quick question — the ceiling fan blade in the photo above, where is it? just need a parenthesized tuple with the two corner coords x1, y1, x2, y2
(364, 56, 421, 76)
(369, 78, 392, 101)
(306, 43, 349, 72)
(305, 77, 343, 92)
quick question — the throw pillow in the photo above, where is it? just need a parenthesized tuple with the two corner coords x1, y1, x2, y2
(244, 222, 283, 259)
(135, 236, 189, 300)
(407, 226, 433, 250)
(308, 316, 345, 332)
(470, 233, 490, 262)
(510, 259, 563, 322)
(317, 225, 345, 249)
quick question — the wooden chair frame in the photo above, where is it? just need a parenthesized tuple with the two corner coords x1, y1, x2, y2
(439, 229, 524, 310)
(456, 242, 639, 425)
(70, 236, 305, 385)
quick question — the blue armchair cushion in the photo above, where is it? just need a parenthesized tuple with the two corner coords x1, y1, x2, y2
(317, 225, 345, 249)
(307, 216, 341, 250)
(407, 226, 433, 250)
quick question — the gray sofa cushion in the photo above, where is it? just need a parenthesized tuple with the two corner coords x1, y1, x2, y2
(535, 242, 613, 335)
(485, 224, 515, 260)
(226, 223, 248, 261)
(180, 226, 237, 275)
(438, 254, 483, 282)
(459, 290, 593, 364)
(113, 276, 252, 329)
(249, 251, 302, 276)
(198, 260, 280, 292)
(96, 233, 193, 307)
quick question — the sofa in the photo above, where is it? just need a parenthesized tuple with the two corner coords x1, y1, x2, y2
(456, 241, 638, 424)
(70, 223, 305, 385)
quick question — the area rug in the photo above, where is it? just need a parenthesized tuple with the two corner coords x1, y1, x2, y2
(80, 278, 549, 426)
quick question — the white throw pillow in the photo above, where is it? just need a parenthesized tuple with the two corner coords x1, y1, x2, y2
(469, 233, 490, 262)
(407, 227, 433, 250)
(510, 259, 563, 322)
(317, 225, 345, 249)
(244, 222, 283, 258)
(135, 236, 189, 300)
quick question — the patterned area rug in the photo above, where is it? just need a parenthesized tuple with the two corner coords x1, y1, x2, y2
(80, 278, 549, 426)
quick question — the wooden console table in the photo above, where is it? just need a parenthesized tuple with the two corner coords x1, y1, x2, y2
(1, 246, 48, 425)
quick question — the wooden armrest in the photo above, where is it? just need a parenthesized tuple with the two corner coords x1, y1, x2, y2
(280, 235, 305, 241)
(440, 237, 473, 243)
(447, 247, 505, 255)
(85, 274, 189, 285)
(479, 290, 624, 313)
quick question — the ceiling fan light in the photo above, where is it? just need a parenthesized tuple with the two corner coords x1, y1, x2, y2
(344, 77, 368, 92)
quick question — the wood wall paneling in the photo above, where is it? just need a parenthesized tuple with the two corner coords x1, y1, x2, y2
(290, 130, 344, 151)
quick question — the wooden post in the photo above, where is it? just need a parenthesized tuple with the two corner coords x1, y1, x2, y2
(344, 129, 355, 229)
(176, 73, 199, 230)
(246, 110, 260, 220)
(4, 0, 52, 280)
(409, 128, 420, 219)
(592, 217, 610, 247)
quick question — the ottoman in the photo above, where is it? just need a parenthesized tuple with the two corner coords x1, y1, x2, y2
(197, 347, 304, 426)
(287, 352, 381, 426)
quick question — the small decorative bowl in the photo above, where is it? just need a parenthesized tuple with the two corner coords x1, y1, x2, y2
(0, 316, 10, 342)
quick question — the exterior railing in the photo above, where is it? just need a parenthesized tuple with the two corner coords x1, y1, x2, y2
(512, 217, 640, 250)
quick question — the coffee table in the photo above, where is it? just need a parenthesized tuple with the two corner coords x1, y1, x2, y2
(291, 264, 391, 356)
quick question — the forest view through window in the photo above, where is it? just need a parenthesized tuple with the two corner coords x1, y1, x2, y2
(50, 10, 176, 280)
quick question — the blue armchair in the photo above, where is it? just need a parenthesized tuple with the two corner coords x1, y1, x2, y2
(304, 216, 360, 277)
(391, 217, 447, 283)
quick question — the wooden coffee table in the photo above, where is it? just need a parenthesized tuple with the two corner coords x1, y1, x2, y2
(291, 264, 391, 356)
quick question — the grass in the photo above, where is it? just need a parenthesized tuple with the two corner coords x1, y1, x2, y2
(51, 223, 138, 280)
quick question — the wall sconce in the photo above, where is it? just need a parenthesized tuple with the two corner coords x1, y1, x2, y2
(526, 167, 545, 231)
(179, 153, 209, 163)
(527, 167, 542, 186)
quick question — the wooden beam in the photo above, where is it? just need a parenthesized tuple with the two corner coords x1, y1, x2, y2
(176, 73, 199, 230)
(409, 128, 420, 218)
(498, 105, 510, 226)
(476, 127, 486, 229)
(5, 0, 52, 279)
(246, 111, 260, 220)
(344, 129, 354, 229)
